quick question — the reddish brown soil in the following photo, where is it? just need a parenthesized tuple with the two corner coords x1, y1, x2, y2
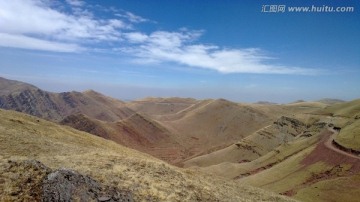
(280, 129, 360, 197)
(301, 129, 360, 173)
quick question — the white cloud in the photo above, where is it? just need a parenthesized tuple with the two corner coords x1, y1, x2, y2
(0, 0, 128, 52)
(65, 0, 85, 7)
(124, 32, 149, 43)
(115, 11, 149, 23)
(122, 30, 317, 75)
(0, 33, 82, 52)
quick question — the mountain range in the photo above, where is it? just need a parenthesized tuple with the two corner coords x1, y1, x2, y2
(0, 76, 359, 201)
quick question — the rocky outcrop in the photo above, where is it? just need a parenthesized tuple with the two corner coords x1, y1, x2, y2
(43, 168, 133, 202)
(2, 160, 133, 202)
(274, 116, 305, 128)
(274, 116, 307, 137)
(0, 89, 62, 120)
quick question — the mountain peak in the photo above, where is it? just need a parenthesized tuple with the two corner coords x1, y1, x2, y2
(0, 77, 38, 95)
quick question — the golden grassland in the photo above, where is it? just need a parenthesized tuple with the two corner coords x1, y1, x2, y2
(317, 99, 360, 118)
(0, 109, 295, 202)
(295, 173, 360, 201)
(197, 131, 322, 179)
(238, 129, 359, 202)
(183, 99, 360, 202)
(335, 119, 360, 151)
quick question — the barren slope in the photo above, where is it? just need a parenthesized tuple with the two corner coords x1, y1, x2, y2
(0, 109, 294, 202)
(60, 112, 185, 163)
(160, 99, 272, 158)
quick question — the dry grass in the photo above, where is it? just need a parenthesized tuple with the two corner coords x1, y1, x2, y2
(161, 99, 272, 158)
(317, 99, 360, 118)
(295, 173, 360, 202)
(334, 119, 360, 151)
(0, 109, 294, 201)
(199, 131, 322, 179)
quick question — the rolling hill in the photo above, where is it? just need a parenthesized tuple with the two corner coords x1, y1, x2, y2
(0, 109, 294, 201)
(0, 77, 278, 164)
(1, 76, 359, 201)
(157, 99, 274, 159)
(182, 100, 360, 202)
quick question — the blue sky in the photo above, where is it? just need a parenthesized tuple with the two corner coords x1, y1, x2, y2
(0, 0, 359, 103)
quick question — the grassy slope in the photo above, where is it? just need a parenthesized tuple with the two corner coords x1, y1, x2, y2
(318, 99, 360, 150)
(334, 119, 360, 151)
(0, 109, 294, 202)
(237, 128, 360, 202)
(183, 114, 316, 168)
(316, 99, 360, 118)
(181, 101, 328, 169)
(199, 131, 322, 179)
(183, 99, 360, 202)
(295, 173, 360, 202)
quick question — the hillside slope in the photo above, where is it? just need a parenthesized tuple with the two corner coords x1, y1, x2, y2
(0, 77, 134, 122)
(0, 109, 294, 202)
(183, 101, 360, 202)
(0, 77, 187, 162)
(183, 116, 311, 168)
(159, 99, 273, 159)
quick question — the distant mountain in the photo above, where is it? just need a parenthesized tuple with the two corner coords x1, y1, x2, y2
(255, 101, 278, 105)
(289, 99, 306, 104)
(0, 77, 134, 121)
(316, 98, 345, 105)
(0, 77, 38, 95)
(127, 97, 197, 116)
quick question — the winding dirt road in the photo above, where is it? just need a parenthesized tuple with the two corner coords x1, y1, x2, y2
(326, 128, 360, 160)
(301, 128, 360, 171)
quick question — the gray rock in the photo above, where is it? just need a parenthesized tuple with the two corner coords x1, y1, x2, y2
(42, 168, 134, 202)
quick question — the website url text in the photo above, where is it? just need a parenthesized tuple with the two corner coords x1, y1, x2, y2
(261, 5, 355, 13)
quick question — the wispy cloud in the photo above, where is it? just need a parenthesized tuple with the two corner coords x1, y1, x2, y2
(0, 33, 82, 52)
(0, 0, 128, 52)
(65, 0, 85, 7)
(115, 11, 149, 23)
(122, 30, 317, 75)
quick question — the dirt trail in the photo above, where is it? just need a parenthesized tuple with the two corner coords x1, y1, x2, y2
(281, 128, 360, 197)
(302, 128, 360, 172)
(326, 128, 360, 160)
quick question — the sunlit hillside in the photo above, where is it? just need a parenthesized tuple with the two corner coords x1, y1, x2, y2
(0, 109, 294, 201)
